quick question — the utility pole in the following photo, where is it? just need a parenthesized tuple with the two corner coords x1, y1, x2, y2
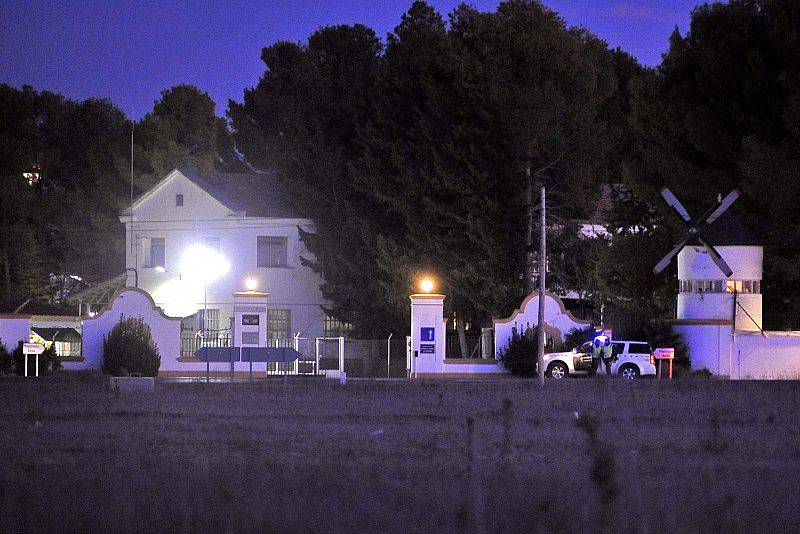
(537, 184, 546, 386)
(524, 165, 535, 296)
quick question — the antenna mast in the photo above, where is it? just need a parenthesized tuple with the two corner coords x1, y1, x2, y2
(130, 120, 136, 286)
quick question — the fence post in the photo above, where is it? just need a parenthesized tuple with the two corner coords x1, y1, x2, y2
(387, 333, 393, 378)
(339, 337, 345, 377)
(315, 338, 320, 376)
(293, 333, 300, 375)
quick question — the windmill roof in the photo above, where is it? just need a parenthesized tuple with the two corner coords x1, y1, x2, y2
(178, 167, 301, 219)
(696, 209, 761, 246)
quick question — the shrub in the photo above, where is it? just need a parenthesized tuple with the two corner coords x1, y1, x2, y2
(498, 327, 538, 377)
(103, 316, 161, 377)
(42, 344, 61, 372)
(643, 320, 689, 371)
(0, 339, 12, 375)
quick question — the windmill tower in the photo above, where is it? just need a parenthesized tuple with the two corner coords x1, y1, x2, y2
(675, 209, 763, 332)
(655, 188, 764, 374)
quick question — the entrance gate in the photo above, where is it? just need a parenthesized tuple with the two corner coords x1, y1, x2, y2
(315, 337, 345, 377)
(264, 336, 345, 376)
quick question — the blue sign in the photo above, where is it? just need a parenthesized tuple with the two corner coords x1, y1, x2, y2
(420, 327, 435, 342)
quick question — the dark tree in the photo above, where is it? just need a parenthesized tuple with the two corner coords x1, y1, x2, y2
(625, 0, 800, 329)
(231, 1, 630, 339)
(136, 84, 244, 192)
(230, 24, 394, 336)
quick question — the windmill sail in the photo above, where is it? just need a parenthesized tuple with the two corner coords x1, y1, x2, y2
(654, 187, 740, 278)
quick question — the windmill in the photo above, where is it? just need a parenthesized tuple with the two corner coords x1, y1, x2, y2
(653, 187, 741, 277)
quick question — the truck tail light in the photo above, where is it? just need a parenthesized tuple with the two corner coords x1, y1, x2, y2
(650, 353, 655, 366)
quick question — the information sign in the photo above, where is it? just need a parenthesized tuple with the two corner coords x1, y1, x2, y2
(654, 347, 675, 380)
(23, 343, 45, 355)
(654, 347, 674, 359)
(420, 327, 435, 342)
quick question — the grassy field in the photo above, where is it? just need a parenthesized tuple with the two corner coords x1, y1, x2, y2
(1, 375, 799, 533)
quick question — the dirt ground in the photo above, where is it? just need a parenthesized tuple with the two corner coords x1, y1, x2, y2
(1, 374, 798, 533)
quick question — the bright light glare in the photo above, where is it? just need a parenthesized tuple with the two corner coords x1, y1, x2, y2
(153, 277, 201, 317)
(180, 245, 230, 283)
(420, 278, 435, 293)
(246, 278, 257, 291)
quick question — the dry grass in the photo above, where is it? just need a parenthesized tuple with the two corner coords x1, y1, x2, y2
(1, 375, 799, 533)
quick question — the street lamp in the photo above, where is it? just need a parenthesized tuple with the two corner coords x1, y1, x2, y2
(155, 266, 182, 280)
(180, 245, 230, 381)
(419, 276, 435, 294)
(181, 246, 229, 332)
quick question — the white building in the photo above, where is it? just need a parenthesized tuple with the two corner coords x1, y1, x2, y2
(671, 211, 800, 378)
(120, 168, 334, 344)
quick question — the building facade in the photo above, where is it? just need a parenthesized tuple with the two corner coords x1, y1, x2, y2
(119, 168, 330, 343)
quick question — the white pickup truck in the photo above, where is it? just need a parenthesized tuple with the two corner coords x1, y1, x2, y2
(543, 340, 656, 379)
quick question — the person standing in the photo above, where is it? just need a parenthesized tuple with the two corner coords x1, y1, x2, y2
(600, 333, 614, 376)
(591, 328, 613, 377)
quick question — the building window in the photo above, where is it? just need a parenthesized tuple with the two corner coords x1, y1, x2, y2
(199, 308, 220, 333)
(176, 194, 184, 206)
(324, 314, 353, 338)
(726, 280, 761, 294)
(681, 279, 761, 294)
(267, 309, 291, 339)
(698, 280, 715, 292)
(145, 238, 165, 268)
(257, 236, 288, 268)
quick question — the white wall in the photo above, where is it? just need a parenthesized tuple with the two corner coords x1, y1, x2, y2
(677, 293, 762, 332)
(677, 245, 763, 331)
(674, 322, 732, 375)
(81, 289, 181, 371)
(732, 332, 800, 379)
(494, 292, 591, 356)
(677, 245, 763, 281)
(0, 315, 31, 352)
(674, 323, 800, 379)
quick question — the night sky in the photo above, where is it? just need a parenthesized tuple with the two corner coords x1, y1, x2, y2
(1, 1, 704, 120)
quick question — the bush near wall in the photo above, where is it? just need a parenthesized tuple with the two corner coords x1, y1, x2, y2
(499, 327, 538, 377)
(103, 317, 161, 377)
(0, 340, 12, 375)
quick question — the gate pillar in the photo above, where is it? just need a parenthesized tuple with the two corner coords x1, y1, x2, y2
(409, 292, 445, 377)
(232, 290, 269, 348)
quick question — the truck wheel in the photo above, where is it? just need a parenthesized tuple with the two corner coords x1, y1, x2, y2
(547, 362, 568, 379)
(619, 364, 639, 380)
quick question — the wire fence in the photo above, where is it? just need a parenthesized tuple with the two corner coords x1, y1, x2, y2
(177, 332, 496, 378)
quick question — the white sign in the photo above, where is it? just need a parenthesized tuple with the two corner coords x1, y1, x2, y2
(23, 343, 45, 355)
(23, 343, 43, 378)
(654, 347, 675, 360)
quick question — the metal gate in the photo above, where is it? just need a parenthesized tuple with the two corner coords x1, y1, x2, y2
(265, 336, 316, 375)
(316, 337, 345, 377)
(263, 336, 345, 376)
